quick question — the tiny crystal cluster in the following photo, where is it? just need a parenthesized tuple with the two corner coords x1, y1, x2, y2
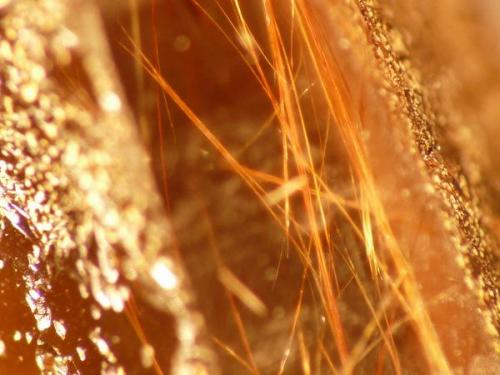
(0, 0, 215, 373)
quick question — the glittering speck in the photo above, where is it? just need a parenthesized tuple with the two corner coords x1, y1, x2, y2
(54, 320, 67, 340)
(150, 258, 178, 290)
(140, 344, 155, 368)
(99, 91, 121, 112)
(13, 331, 22, 342)
(36, 312, 52, 332)
(76, 346, 86, 362)
(20, 83, 39, 104)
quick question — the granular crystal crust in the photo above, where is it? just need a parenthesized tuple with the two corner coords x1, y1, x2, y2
(0, 0, 216, 373)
